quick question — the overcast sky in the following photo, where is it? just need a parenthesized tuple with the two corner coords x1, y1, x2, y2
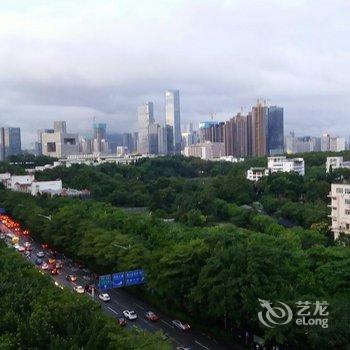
(1, 0, 350, 147)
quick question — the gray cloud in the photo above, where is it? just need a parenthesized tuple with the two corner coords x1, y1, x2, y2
(1, 0, 350, 147)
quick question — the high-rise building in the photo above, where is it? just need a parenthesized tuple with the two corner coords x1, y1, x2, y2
(92, 123, 107, 153)
(42, 122, 78, 158)
(246, 112, 254, 157)
(235, 114, 248, 157)
(158, 126, 168, 155)
(122, 133, 134, 153)
(0, 127, 22, 160)
(267, 106, 284, 155)
(165, 90, 181, 153)
(148, 123, 159, 155)
(251, 101, 268, 156)
(54, 121, 67, 133)
(321, 133, 330, 152)
(137, 102, 155, 154)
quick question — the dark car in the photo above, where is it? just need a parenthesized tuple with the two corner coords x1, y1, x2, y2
(35, 258, 43, 265)
(66, 274, 77, 282)
(117, 318, 127, 327)
(145, 311, 159, 322)
(84, 284, 94, 294)
(55, 261, 63, 269)
(51, 268, 58, 275)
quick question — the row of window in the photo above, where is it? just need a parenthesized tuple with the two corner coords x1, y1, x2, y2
(336, 187, 350, 194)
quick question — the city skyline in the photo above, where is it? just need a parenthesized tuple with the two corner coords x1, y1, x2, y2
(1, 0, 350, 146)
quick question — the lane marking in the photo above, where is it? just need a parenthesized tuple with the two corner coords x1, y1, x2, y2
(195, 341, 210, 350)
(161, 320, 174, 328)
(134, 303, 145, 310)
(107, 307, 119, 316)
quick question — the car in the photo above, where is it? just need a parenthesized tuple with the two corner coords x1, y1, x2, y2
(18, 246, 26, 252)
(66, 274, 77, 282)
(25, 245, 32, 251)
(98, 293, 110, 302)
(55, 261, 63, 269)
(24, 242, 31, 248)
(41, 243, 48, 249)
(48, 258, 56, 265)
(24, 251, 31, 258)
(14, 244, 20, 250)
(74, 285, 84, 294)
(36, 251, 45, 258)
(41, 263, 49, 270)
(35, 258, 43, 265)
(51, 268, 58, 275)
(172, 320, 191, 331)
(145, 311, 159, 322)
(176, 347, 191, 350)
(123, 310, 137, 320)
(117, 317, 127, 326)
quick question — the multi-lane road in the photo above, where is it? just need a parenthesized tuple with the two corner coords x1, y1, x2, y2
(0, 222, 246, 350)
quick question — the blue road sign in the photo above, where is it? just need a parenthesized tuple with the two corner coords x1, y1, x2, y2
(112, 272, 124, 288)
(98, 274, 112, 290)
(125, 269, 146, 286)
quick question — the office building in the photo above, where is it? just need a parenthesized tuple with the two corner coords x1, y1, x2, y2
(328, 184, 350, 240)
(122, 133, 135, 153)
(158, 126, 169, 155)
(42, 122, 79, 158)
(0, 127, 22, 160)
(165, 90, 181, 153)
(321, 133, 330, 152)
(183, 142, 225, 160)
(137, 102, 155, 154)
(148, 123, 159, 155)
(267, 106, 284, 155)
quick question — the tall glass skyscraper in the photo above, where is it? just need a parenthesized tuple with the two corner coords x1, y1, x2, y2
(267, 106, 284, 155)
(0, 127, 21, 160)
(137, 102, 155, 154)
(165, 90, 181, 153)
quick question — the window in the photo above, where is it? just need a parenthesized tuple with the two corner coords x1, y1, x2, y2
(346, 224, 350, 230)
(345, 188, 350, 194)
(345, 199, 350, 205)
(345, 210, 350, 215)
(336, 188, 343, 194)
(47, 142, 56, 152)
(64, 138, 76, 145)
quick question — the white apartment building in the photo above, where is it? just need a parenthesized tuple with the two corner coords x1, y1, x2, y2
(326, 156, 350, 173)
(183, 142, 225, 160)
(268, 156, 305, 176)
(30, 180, 62, 196)
(246, 167, 269, 182)
(328, 183, 350, 239)
(4, 175, 35, 192)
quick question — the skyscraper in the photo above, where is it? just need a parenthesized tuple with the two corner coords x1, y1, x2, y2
(267, 106, 284, 155)
(137, 102, 155, 154)
(54, 121, 67, 133)
(165, 90, 181, 153)
(0, 127, 21, 160)
(251, 101, 268, 156)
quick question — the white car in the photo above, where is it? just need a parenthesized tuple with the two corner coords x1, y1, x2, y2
(36, 251, 45, 258)
(18, 246, 26, 252)
(172, 320, 191, 331)
(74, 286, 84, 294)
(98, 293, 110, 302)
(24, 242, 31, 248)
(41, 263, 49, 270)
(123, 310, 137, 320)
(14, 244, 20, 250)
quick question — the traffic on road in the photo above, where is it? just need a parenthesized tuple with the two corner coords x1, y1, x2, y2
(0, 213, 235, 350)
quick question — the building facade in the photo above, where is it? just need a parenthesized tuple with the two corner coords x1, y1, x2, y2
(165, 90, 181, 153)
(0, 127, 21, 160)
(268, 156, 305, 176)
(328, 183, 350, 240)
(137, 102, 155, 154)
(267, 106, 284, 155)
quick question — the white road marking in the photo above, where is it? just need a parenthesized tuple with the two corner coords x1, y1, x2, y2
(134, 303, 145, 310)
(161, 320, 174, 328)
(195, 340, 210, 350)
(107, 307, 119, 316)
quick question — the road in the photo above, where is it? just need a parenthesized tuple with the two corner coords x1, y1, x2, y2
(0, 223, 244, 350)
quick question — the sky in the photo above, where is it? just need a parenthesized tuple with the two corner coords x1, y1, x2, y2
(1, 0, 350, 147)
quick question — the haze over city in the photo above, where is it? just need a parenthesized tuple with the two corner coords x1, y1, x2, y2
(1, 0, 350, 147)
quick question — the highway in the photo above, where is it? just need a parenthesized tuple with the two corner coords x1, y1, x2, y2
(0, 222, 243, 350)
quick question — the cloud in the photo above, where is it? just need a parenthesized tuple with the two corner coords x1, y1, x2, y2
(0, 0, 350, 147)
